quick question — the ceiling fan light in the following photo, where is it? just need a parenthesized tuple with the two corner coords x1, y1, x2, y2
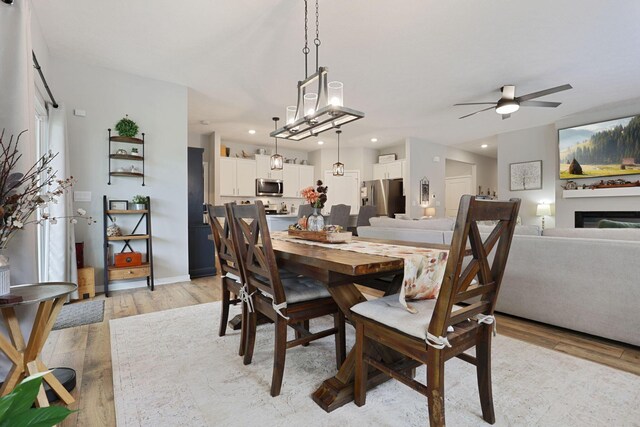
(495, 100, 520, 115)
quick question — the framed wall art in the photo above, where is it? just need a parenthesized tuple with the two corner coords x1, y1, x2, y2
(109, 200, 129, 210)
(510, 160, 542, 191)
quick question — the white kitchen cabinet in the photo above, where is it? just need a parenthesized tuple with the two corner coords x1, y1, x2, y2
(298, 165, 315, 189)
(282, 164, 315, 198)
(255, 154, 283, 180)
(219, 157, 257, 196)
(373, 160, 403, 180)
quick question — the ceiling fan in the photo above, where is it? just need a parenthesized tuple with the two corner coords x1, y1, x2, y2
(454, 84, 572, 120)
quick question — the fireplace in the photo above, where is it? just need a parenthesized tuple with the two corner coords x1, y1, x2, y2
(575, 211, 640, 228)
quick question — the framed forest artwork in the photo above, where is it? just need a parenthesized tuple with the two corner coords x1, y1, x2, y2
(510, 160, 542, 191)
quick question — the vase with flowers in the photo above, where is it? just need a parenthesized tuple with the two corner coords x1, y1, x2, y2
(0, 130, 95, 295)
(300, 180, 328, 231)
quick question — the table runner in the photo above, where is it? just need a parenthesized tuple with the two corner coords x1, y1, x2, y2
(271, 231, 449, 313)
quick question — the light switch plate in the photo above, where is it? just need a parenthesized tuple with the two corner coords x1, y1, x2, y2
(74, 109, 86, 117)
(74, 191, 91, 202)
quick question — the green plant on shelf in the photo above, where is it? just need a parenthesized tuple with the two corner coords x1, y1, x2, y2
(114, 115, 139, 138)
(131, 195, 147, 204)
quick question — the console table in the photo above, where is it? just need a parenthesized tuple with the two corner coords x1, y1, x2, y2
(0, 282, 77, 407)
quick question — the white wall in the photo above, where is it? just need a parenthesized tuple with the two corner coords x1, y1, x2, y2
(50, 57, 190, 290)
(310, 147, 377, 183)
(496, 96, 640, 228)
(497, 125, 557, 227)
(406, 138, 497, 218)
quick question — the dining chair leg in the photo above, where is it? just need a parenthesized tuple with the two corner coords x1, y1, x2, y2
(238, 300, 247, 357)
(270, 317, 288, 397)
(296, 320, 310, 347)
(427, 350, 446, 427)
(354, 321, 367, 407)
(219, 282, 230, 337)
(243, 310, 258, 365)
(334, 311, 346, 369)
(476, 325, 495, 424)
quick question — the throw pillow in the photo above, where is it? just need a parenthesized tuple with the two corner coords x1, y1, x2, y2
(597, 219, 640, 229)
(399, 252, 449, 313)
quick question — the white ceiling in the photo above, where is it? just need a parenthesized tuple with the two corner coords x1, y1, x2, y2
(33, 1, 640, 157)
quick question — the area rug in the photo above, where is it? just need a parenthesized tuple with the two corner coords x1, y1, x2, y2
(53, 300, 105, 331)
(110, 303, 640, 427)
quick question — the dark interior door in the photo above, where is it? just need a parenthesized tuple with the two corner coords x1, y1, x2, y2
(188, 147, 216, 277)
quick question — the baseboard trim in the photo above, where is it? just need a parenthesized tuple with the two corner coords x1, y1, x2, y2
(97, 275, 191, 293)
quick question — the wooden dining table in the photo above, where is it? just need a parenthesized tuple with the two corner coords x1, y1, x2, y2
(271, 236, 452, 412)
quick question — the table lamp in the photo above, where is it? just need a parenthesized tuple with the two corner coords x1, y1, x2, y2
(536, 203, 551, 230)
(424, 207, 436, 218)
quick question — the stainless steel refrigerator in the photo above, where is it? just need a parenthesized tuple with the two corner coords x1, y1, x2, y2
(361, 179, 405, 217)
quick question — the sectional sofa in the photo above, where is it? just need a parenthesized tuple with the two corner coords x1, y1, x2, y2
(358, 217, 640, 346)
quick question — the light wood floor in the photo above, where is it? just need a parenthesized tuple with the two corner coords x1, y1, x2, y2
(42, 277, 639, 427)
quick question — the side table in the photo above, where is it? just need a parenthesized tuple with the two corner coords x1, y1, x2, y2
(0, 282, 77, 407)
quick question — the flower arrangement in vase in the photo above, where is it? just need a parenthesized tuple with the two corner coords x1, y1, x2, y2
(0, 130, 95, 294)
(300, 180, 328, 231)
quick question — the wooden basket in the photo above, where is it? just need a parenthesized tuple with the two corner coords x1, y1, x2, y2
(287, 229, 352, 243)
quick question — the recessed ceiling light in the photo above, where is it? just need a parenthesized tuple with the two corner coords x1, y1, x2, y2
(317, 140, 325, 145)
(481, 144, 488, 148)
(370, 138, 378, 142)
(248, 129, 256, 135)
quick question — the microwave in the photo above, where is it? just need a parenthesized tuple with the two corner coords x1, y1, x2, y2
(256, 178, 283, 197)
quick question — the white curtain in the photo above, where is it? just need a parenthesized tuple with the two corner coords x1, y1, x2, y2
(46, 104, 78, 297)
(0, 0, 38, 379)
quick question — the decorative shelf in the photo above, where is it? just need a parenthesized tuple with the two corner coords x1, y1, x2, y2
(106, 209, 149, 214)
(110, 172, 144, 178)
(110, 154, 144, 161)
(562, 187, 640, 199)
(108, 262, 150, 271)
(110, 136, 144, 144)
(107, 234, 150, 241)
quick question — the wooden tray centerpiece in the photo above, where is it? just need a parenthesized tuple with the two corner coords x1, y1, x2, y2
(287, 227, 352, 244)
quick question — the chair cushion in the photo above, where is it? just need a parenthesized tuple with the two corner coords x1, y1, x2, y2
(351, 294, 460, 340)
(281, 276, 331, 304)
(224, 272, 241, 283)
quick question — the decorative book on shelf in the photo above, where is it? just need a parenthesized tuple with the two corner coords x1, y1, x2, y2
(108, 129, 146, 186)
(102, 195, 154, 297)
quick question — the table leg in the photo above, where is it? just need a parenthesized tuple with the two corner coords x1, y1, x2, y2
(0, 297, 75, 406)
(312, 280, 406, 412)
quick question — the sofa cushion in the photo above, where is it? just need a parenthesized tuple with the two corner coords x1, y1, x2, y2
(542, 228, 640, 241)
(357, 226, 445, 244)
(478, 224, 541, 236)
(369, 217, 455, 231)
(597, 219, 640, 229)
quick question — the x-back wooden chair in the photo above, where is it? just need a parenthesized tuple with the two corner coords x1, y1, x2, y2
(352, 195, 520, 426)
(207, 204, 247, 356)
(227, 201, 346, 397)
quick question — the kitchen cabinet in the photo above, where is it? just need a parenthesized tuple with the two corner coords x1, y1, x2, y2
(282, 164, 315, 198)
(219, 157, 257, 197)
(373, 160, 403, 180)
(255, 155, 283, 180)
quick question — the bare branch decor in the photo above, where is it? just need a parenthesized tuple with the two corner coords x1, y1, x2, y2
(510, 160, 542, 191)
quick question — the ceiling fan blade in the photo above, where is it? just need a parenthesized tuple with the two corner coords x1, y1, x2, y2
(454, 102, 497, 106)
(501, 85, 516, 100)
(459, 106, 495, 119)
(516, 84, 573, 102)
(520, 100, 561, 108)
(502, 114, 511, 120)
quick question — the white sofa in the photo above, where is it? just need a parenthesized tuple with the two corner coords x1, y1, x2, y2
(358, 217, 640, 346)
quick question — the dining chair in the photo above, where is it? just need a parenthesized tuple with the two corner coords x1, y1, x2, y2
(227, 200, 346, 397)
(352, 195, 520, 426)
(329, 204, 351, 229)
(207, 204, 246, 356)
(356, 205, 377, 227)
(297, 203, 314, 220)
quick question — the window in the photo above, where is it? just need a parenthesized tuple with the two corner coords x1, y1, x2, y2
(35, 95, 49, 281)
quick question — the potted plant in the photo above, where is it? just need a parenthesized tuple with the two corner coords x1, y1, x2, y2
(131, 195, 147, 210)
(0, 373, 74, 425)
(114, 115, 139, 138)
